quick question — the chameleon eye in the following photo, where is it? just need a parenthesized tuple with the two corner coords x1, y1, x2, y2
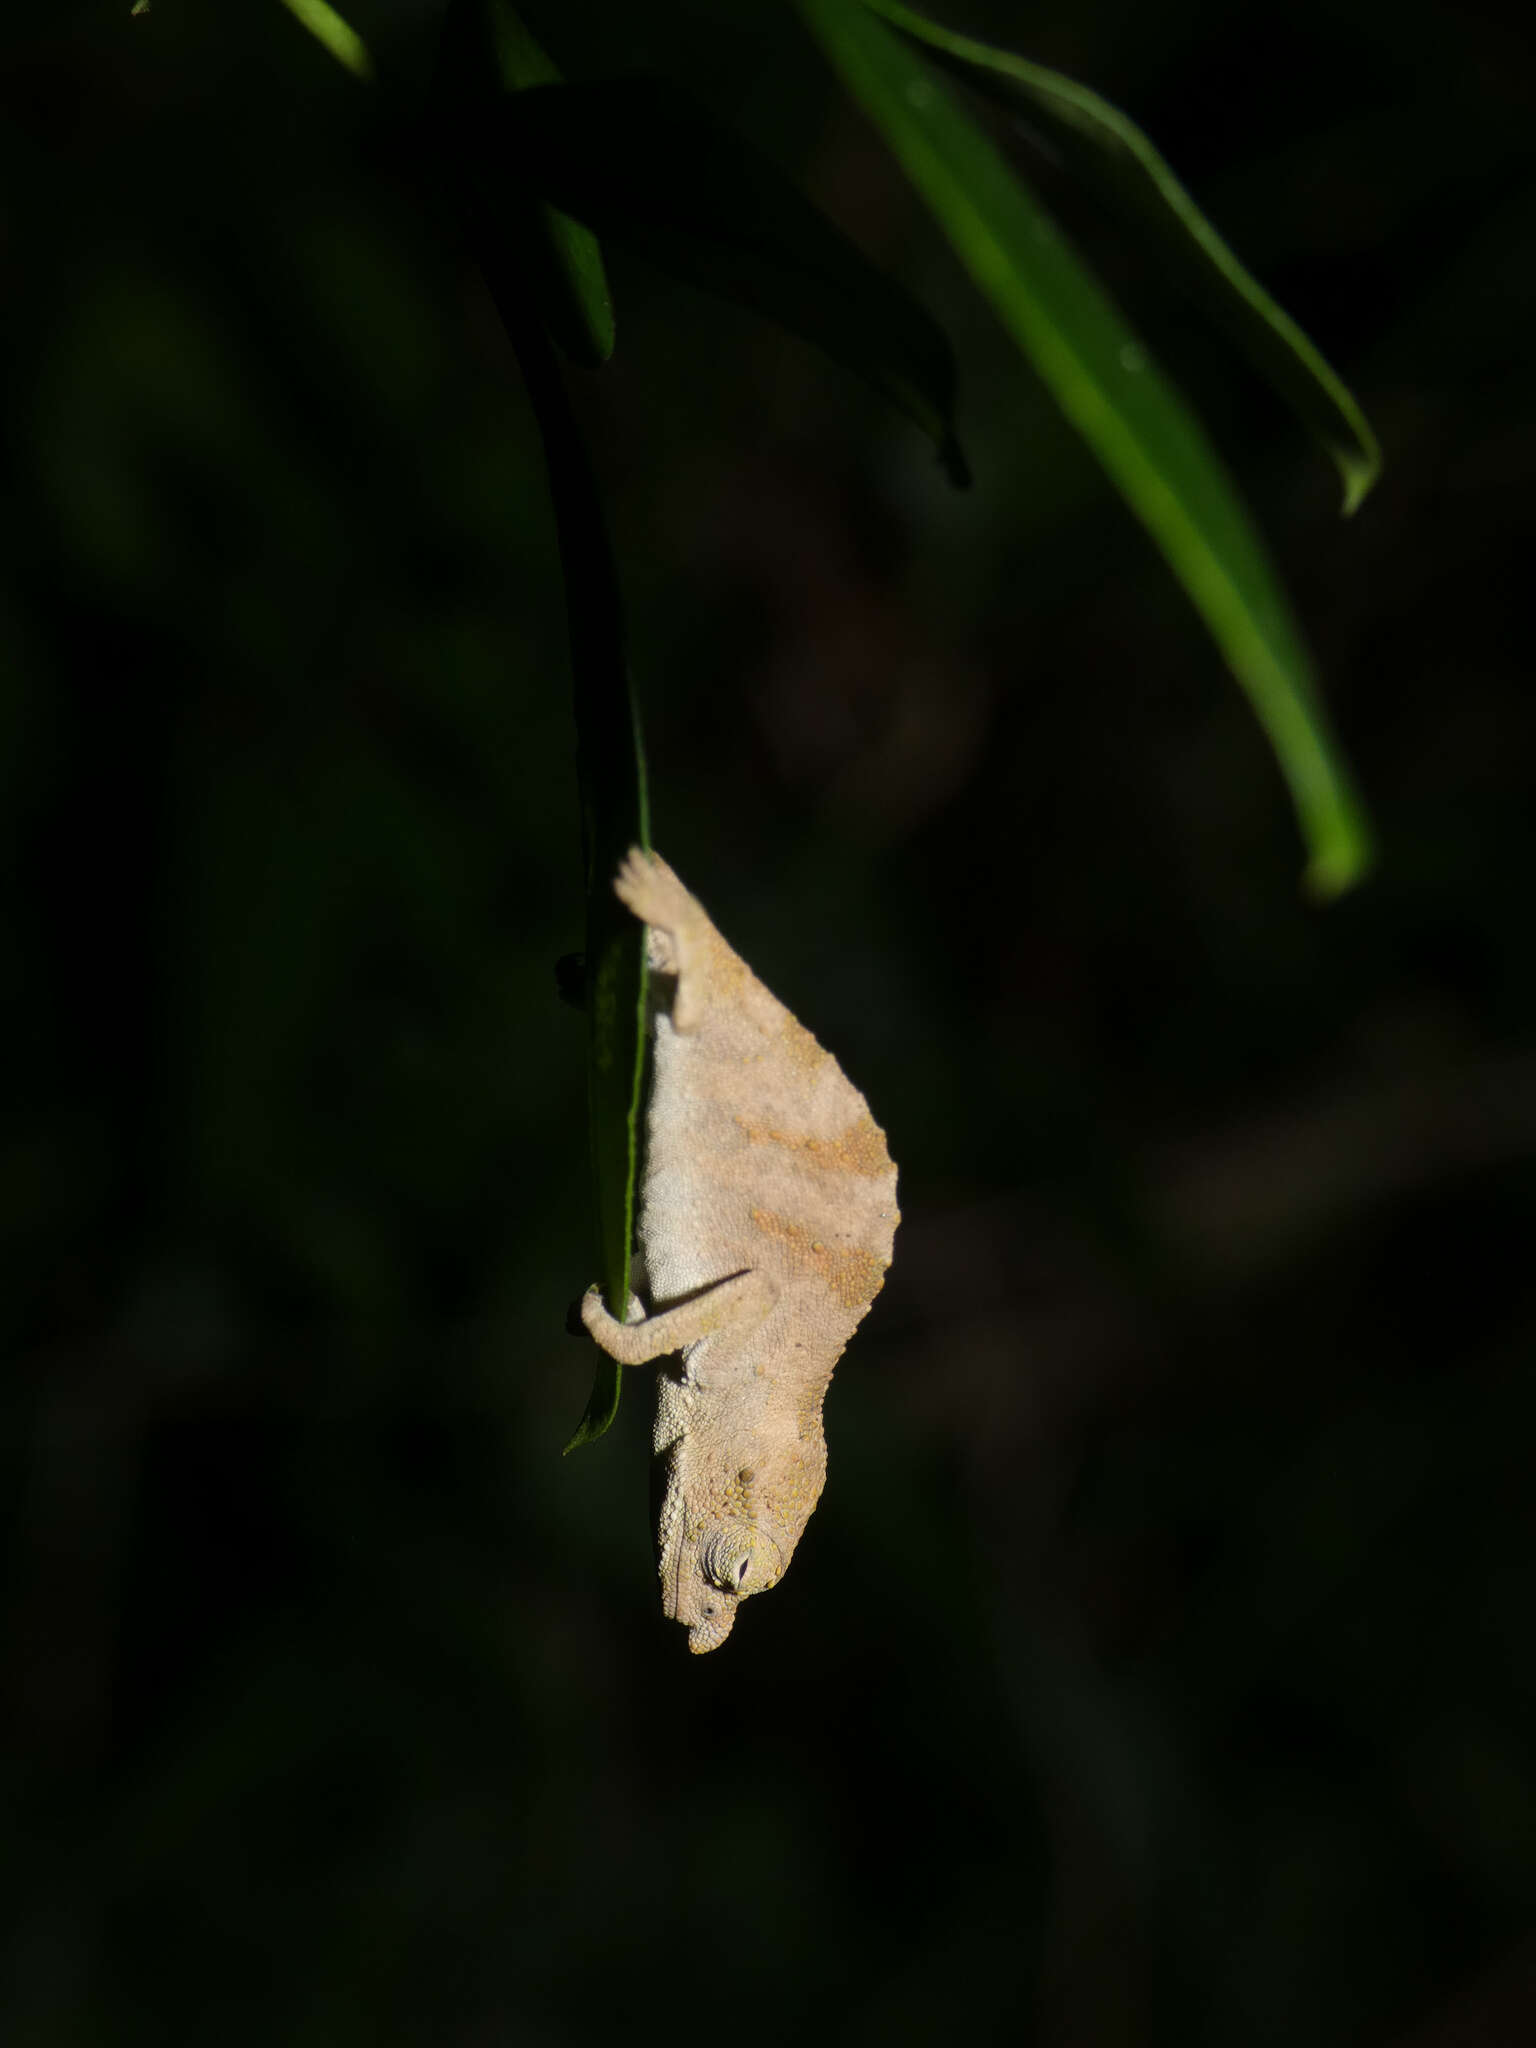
(700, 1527, 752, 1593)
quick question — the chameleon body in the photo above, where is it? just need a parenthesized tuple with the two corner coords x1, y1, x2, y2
(581, 849, 899, 1652)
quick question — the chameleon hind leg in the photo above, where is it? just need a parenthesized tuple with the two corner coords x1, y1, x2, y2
(612, 847, 714, 1033)
(580, 1268, 776, 1364)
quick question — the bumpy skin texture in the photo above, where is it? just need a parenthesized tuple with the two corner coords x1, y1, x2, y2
(581, 850, 899, 1653)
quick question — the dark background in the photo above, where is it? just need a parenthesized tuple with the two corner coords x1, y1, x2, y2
(4, 1, 1533, 2041)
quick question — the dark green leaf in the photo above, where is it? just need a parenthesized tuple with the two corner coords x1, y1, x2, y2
(440, 0, 615, 369)
(437, 7, 633, 1444)
(535, 297, 651, 1450)
(799, 0, 1371, 895)
(483, 77, 968, 484)
(863, 0, 1380, 515)
(534, 322, 650, 1448)
(468, 247, 648, 1451)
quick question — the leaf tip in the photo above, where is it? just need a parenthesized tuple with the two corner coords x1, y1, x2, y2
(1301, 823, 1374, 903)
(1339, 458, 1378, 519)
(562, 1370, 622, 1454)
(1334, 419, 1382, 515)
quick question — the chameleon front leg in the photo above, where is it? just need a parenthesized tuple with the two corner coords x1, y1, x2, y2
(613, 847, 714, 1034)
(580, 1268, 776, 1365)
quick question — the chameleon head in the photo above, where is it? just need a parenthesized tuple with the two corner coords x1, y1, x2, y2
(669, 1519, 785, 1655)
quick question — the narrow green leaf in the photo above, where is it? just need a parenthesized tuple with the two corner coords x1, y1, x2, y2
(277, 0, 373, 80)
(532, 320, 649, 1452)
(527, 326, 648, 1451)
(485, 78, 969, 485)
(436, 8, 637, 1442)
(863, 0, 1380, 515)
(799, 0, 1371, 895)
(465, 235, 647, 1451)
(439, 1, 615, 368)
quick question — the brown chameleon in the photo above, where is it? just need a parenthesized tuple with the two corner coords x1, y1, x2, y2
(580, 849, 899, 1653)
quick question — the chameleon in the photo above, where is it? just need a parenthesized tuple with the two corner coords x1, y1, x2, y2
(580, 849, 899, 1653)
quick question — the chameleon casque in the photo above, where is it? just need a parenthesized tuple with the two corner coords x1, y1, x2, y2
(580, 849, 899, 1653)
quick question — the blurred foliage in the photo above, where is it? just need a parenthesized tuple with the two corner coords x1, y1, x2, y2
(862, 0, 1381, 514)
(3, 2, 1535, 2045)
(799, 0, 1373, 895)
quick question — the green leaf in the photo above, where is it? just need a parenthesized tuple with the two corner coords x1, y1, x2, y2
(862, 0, 1380, 515)
(472, 1, 616, 370)
(483, 78, 968, 484)
(277, 0, 373, 80)
(533, 305, 651, 1451)
(799, 0, 1371, 896)
(469, 248, 647, 1452)
(439, 1, 615, 369)
(436, 7, 635, 1444)
(528, 323, 650, 1450)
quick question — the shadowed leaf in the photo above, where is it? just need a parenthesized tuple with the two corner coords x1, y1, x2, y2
(438, 12, 645, 1445)
(439, 0, 615, 368)
(485, 77, 969, 484)
(487, 305, 647, 1450)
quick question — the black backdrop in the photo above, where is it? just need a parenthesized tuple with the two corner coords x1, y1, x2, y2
(4, 3, 1534, 2042)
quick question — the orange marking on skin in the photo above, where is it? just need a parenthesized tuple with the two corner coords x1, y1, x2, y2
(748, 1207, 888, 1312)
(733, 1110, 894, 1179)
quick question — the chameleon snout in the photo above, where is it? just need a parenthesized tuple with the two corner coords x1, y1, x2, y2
(687, 1604, 738, 1654)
